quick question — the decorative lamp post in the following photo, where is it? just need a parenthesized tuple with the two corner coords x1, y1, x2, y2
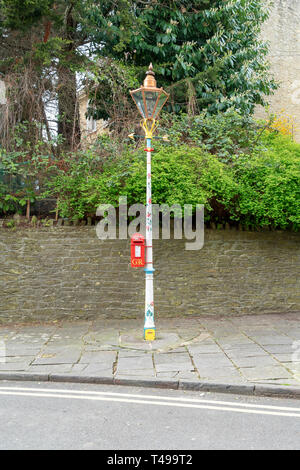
(130, 64, 169, 341)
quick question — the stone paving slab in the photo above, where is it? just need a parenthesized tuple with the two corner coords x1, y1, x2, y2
(0, 363, 29, 371)
(240, 366, 293, 381)
(78, 351, 116, 364)
(228, 355, 279, 367)
(27, 364, 75, 374)
(117, 355, 154, 371)
(0, 313, 299, 396)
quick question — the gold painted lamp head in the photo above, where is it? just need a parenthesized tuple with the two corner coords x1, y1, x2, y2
(130, 64, 169, 120)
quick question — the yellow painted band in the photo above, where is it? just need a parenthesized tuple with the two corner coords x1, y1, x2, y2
(144, 329, 156, 341)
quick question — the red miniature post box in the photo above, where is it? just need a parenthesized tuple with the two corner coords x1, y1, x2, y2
(131, 233, 145, 268)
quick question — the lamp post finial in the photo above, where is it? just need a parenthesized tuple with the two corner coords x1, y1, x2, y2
(144, 63, 156, 88)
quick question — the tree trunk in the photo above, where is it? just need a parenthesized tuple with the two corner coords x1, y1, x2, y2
(57, 4, 81, 150)
(57, 64, 81, 150)
(26, 199, 30, 220)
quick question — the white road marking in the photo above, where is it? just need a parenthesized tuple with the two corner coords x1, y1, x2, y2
(0, 385, 299, 412)
(0, 387, 299, 418)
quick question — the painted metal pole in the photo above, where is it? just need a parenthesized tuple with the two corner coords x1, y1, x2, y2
(144, 137, 155, 341)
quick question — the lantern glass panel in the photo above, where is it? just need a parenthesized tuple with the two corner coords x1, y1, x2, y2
(131, 90, 146, 118)
(153, 92, 169, 118)
(144, 90, 160, 119)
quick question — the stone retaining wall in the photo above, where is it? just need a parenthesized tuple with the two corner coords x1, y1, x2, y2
(0, 227, 299, 323)
(255, 0, 300, 142)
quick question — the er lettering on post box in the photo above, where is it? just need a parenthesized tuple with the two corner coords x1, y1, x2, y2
(131, 233, 145, 268)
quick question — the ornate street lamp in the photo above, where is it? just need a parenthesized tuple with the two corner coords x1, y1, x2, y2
(130, 64, 169, 341)
(130, 63, 169, 133)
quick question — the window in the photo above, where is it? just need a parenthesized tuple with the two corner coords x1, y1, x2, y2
(86, 116, 97, 133)
(86, 100, 97, 133)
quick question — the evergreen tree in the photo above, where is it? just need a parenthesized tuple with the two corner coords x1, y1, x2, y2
(0, 0, 278, 149)
(102, 0, 277, 115)
(0, 0, 136, 149)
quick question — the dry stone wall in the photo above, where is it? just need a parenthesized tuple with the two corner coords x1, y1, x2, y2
(0, 227, 299, 323)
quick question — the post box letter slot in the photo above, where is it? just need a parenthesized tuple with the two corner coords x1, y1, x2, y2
(131, 233, 145, 268)
(135, 246, 141, 258)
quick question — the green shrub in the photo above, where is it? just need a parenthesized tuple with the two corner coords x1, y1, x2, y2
(44, 144, 237, 221)
(159, 111, 263, 162)
(226, 133, 300, 230)
(0, 133, 53, 216)
(41, 119, 300, 231)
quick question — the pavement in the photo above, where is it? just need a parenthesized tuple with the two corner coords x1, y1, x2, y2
(0, 313, 300, 398)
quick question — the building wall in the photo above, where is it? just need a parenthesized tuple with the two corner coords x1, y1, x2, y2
(255, 0, 300, 141)
(0, 227, 299, 323)
(78, 93, 107, 146)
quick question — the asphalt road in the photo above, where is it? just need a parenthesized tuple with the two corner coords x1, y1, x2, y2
(0, 381, 299, 450)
